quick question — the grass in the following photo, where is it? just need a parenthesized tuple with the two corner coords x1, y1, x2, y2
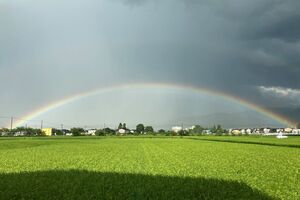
(189, 135, 300, 148)
(0, 136, 299, 199)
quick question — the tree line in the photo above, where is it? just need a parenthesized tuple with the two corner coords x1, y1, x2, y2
(2, 122, 300, 137)
(0, 123, 227, 137)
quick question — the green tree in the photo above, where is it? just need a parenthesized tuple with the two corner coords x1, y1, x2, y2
(297, 123, 300, 129)
(190, 125, 204, 135)
(178, 130, 189, 136)
(70, 128, 84, 136)
(145, 126, 154, 133)
(215, 125, 224, 136)
(11, 127, 43, 136)
(95, 129, 105, 136)
(210, 125, 217, 134)
(165, 131, 172, 136)
(53, 129, 64, 136)
(0, 128, 10, 136)
(103, 128, 116, 135)
(118, 123, 123, 130)
(136, 124, 145, 134)
(122, 123, 127, 130)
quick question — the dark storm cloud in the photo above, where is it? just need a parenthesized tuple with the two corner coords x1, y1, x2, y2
(234, 1, 300, 42)
(119, 0, 300, 114)
(119, 0, 300, 84)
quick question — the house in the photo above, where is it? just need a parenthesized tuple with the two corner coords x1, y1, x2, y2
(276, 129, 284, 133)
(231, 129, 241, 135)
(42, 128, 53, 136)
(14, 131, 26, 136)
(292, 129, 300, 135)
(284, 128, 293, 133)
(263, 128, 271, 134)
(117, 129, 127, 135)
(0, 129, 10, 136)
(253, 129, 261, 134)
(86, 129, 96, 136)
(202, 129, 211, 135)
(62, 129, 70, 135)
(246, 129, 252, 134)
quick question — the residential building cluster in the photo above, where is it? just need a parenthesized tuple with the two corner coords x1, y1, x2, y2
(1, 125, 300, 137)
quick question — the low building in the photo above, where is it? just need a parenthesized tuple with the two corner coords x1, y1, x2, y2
(246, 129, 252, 134)
(42, 128, 53, 136)
(117, 129, 127, 135)
(292, 129, 300, 135)
(263, 128, 271, 134)
(231, 129, 241, 135)
(253, 129, 261, 134)
(86, 129, 97, 136)
(14, 131, 26, 136)
(276, 129, 284, 133)
(202, 129, 212, 135)
(284, 128, 293, 133)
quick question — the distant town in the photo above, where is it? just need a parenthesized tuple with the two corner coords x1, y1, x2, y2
(1, 122, 300, 137)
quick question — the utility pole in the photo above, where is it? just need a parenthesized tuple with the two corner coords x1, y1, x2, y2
(61, 124, 64, 135)
(40, 120, 43, 130)
(10, 117, 13, 131)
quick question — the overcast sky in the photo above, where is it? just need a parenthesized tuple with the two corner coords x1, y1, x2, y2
(0, 0, 299, 129)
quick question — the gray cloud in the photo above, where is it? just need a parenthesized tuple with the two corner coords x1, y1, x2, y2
(1, 0, 300, 127)
(258, 86, 300, 107)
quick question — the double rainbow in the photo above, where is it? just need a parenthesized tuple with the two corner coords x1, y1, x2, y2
(14, 82, 296, 128)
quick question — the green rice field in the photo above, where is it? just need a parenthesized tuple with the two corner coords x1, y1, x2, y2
(0, 136, 299, 199)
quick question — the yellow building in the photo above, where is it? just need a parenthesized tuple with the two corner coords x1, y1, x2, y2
(42, 128, 53, 136)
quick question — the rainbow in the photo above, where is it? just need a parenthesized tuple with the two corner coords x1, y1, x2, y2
(13, 82, 297, 128)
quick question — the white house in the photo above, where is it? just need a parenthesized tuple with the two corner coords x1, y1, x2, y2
(263, 128, 271, 134)
(118, 129, 126, 135)
(253, 129, 261, 134)
(231, 129, 241, 135)
(292, 129, 300, 135)
(276, 129, 284, 133)
(284, 128, 293, 133)
(65, 132, 73, 136)
(202, 129, 211, 135)
(246, 129, 252, 134)
(14, 131, 25, 136)
(87, 129, 97, 136)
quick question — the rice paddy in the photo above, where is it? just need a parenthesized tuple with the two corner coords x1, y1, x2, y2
(0, 136, 299, 199)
